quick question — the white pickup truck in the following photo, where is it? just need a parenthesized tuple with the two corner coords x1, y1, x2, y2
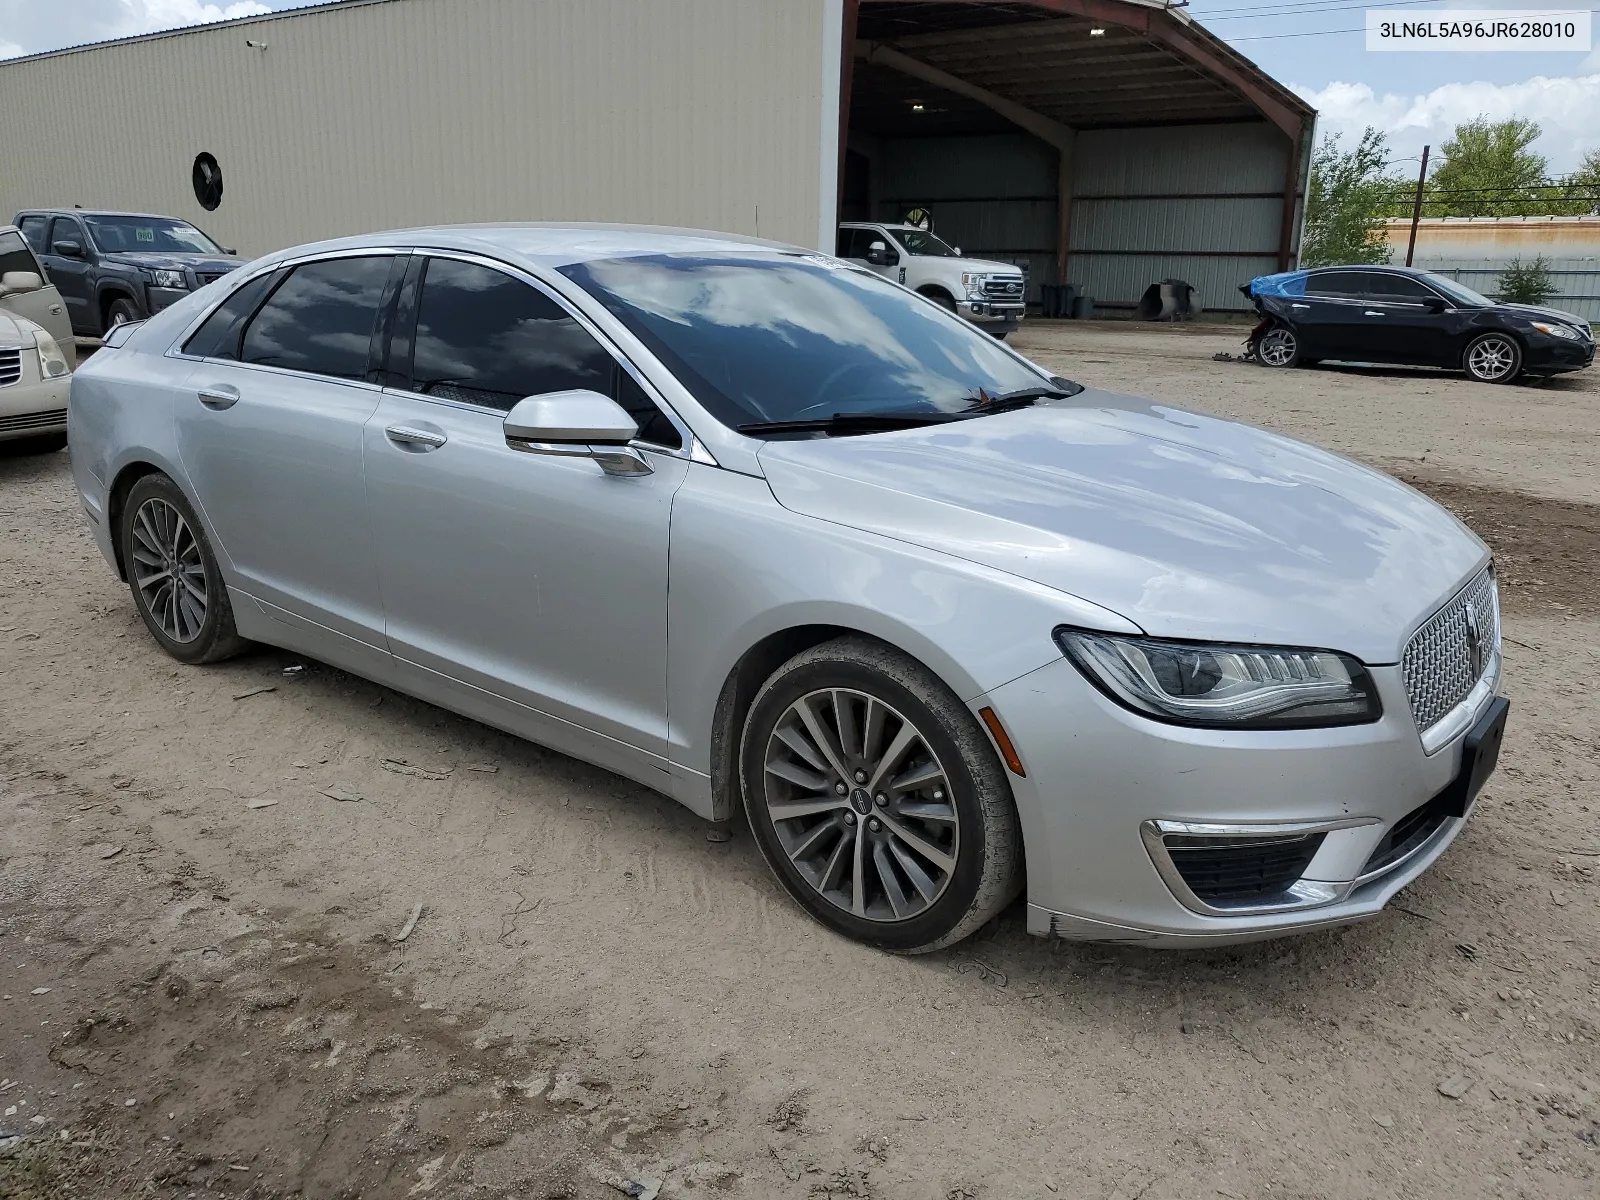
(836, 222, 1026, 338)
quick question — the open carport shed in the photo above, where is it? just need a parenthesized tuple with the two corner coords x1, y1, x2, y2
(0, 0, 1311, 314)
(844, 1, 1317, 313)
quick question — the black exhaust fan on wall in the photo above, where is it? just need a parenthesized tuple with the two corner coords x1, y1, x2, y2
(192, 152, 224, 211)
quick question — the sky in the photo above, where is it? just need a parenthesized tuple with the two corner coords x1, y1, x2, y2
(2, 0, 1597, 173)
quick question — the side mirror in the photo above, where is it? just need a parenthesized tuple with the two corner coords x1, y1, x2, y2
(953, 246, 962, 256)
(0, 270, 43, 296)
(223, 247, 238, 256)
(53, 240, 83, 258)
(866, 240, 896, 266)
(1422, 296, 1446, 314)
(503, 389, 652, 476)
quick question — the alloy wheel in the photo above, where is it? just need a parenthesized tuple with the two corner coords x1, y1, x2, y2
(760, 688, 960, 923)
(1467, 336, 1516, 381)
(129, 498, 208, 642)
(1258, 327, 1297, 367)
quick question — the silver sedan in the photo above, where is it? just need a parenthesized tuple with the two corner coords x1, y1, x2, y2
(69, 225, 1508, 951)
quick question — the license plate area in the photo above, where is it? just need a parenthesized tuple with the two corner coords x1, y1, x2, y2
(1441, 695, 1510, 818)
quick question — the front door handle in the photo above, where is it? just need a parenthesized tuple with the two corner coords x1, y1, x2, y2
(197, 384, 240, 410)
(385, 424, 447, 450)
(1290, 303, 1310, 309)
(1363, 310, 1385, 317)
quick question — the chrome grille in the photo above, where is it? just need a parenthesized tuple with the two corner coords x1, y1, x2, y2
(0, 348, 21, 387)
(982, 277, 1024, 300)
(0, 408, 67, 432)
(1402, 567, 1499, 733)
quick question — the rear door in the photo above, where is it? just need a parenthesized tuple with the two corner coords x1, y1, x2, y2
(42, 216, 94, 334)
(176, 253, 398, 669)
(0, 228, 73, 359)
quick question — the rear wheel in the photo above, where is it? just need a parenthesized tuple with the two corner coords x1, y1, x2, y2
(0, 432, 67, 456)
(1463, 332, 1522, 384)
(739, 636, 1022, 953)
(1256, 324, 1300, 368)
(120, 473, 246, 665)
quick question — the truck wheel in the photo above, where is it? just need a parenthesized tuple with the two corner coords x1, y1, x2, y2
(920, 289, 957, 312)
(106, 297, 141, 331)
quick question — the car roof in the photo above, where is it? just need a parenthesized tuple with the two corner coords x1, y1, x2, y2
(1308, 264, 1434, 277)
(16, 209, 188, 220)
(247, 222, 809, 271)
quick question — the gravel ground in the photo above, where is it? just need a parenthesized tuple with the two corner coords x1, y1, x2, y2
(1, 323, 1596, 1199)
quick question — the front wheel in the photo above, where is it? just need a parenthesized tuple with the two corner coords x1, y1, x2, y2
(106, 297, 141, 331)
(739, 636, 1022, 953)
(1464, 332, 1522, 384)
(1256, 324, 1301, 368)
(120, 473, 247, 664)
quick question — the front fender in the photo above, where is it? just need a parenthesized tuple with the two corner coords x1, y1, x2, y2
(665, 465, 1140, 781)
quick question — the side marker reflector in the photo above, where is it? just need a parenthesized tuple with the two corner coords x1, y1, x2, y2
(978, 706, 1026, 777)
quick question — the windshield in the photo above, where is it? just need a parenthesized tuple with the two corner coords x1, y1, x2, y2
(558, 253, 1056, 429)
(894, 229, 959, 258)
(1423, 272, 1492, 308)
(84, 216, 223, 256)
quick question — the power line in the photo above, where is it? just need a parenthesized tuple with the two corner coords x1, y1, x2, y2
(1196, 0, 1448, 23)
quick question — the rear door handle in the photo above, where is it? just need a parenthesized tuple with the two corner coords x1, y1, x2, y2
(197, 384, 240, 410)
(385, 424, 447, 450)
(1364, 310, 1385, 317)
(1290, 303, 1310, 309)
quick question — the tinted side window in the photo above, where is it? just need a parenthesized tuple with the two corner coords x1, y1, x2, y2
(240, 256, 392, 380)
(0, 230, 37, 277)
(1368, 273, 1433, 300)
(17, 217, 47, 253)
(183, 271, 281, 359)
(410, 258, 681, 447)
(1305, 271, 1363, 297)
(47, 217, 83, 252)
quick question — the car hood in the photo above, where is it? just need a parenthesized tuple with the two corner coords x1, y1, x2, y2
(756, 390, 1488, 664)
(1495, 302, 1590, 328)
(0, 306, 42, 346)
(102, 251, 243, 274)
(949, 257, 1022, 276)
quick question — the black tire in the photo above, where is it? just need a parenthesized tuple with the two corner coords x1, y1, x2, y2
(1463, 332, 1523, 384)
(985, 322, 1017, 341)
(921, 290, 958, 312)
(739, 636, 1022, 954)
(1255, 324, 1301, 368)
(106, 297, 142, 332)
(0, 432, 67, 456)
(120, 473, 247, 665)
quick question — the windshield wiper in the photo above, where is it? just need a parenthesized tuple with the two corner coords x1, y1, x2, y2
(737, 412, 968, 436)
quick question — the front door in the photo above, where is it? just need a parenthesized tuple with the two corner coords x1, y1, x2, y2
(42, 216, 94, 334)
(0, 229, 73, 357)
(362, 254, 689, 768)
(1359, 274, 1457, 365)
(175, 254, 396, 660)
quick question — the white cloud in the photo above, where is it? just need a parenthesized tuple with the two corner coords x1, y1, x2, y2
(108, 0, 274, 38)
(0, 40, 24, 59)
(1293, 74, 1600, 173)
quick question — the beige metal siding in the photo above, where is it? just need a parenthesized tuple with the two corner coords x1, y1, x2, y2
(0, 0, 838, 256)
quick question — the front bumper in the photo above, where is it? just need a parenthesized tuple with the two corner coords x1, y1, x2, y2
(1523, 332, 1593, 374)
(962, 298, 1025, 325)
(984, 651, 1502, 946)
(0, 365, 70, 441)
(146, 285, 190, 315)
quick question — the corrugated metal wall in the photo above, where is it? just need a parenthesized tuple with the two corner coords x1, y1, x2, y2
(0, 0, 838, 256)
(871, 133, 1057, 303)
(1421, 257, 1600, 321)
(1070, 122, 1291, 313)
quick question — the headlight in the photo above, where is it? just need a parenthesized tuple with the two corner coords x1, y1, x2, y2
(960, 272, 989, 296)
(33, 329, 70, 378)
(146, 268, 188, 290)
(1530, 322, 1578, 340)
(1054, 628, 1381, 729)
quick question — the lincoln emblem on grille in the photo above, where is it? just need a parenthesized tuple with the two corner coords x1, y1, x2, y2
(1464, 601, 1484, 679)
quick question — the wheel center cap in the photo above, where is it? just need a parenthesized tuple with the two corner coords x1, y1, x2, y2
(849, 788, 873, 815)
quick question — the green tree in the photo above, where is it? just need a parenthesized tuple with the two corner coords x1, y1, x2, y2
(1301, 128, 1397, 267)
(1565, 148, 1600, 215)
(1496, 256, 1558, 305)
(1426, 117, 1588, 217)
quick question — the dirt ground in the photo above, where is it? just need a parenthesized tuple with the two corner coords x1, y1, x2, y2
(2, 323, 1597, 1199)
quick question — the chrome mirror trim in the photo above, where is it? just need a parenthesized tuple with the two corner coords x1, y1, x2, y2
(505, 438, 654, 477)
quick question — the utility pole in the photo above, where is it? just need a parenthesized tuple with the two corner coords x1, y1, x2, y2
(1406, 145, 1430, 267)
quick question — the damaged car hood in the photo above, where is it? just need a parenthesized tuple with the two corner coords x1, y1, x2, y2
(756, 390, 1488, 664)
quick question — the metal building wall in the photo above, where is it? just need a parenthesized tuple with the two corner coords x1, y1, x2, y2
(871, 134, 1058, 303)
(1070, 122, 1294, 313)
(0, 0, 841, 257)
